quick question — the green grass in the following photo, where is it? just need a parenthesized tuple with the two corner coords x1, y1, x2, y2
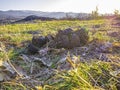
(44, 60, 118, 90)
(0, 20, 106, 45)
(0, 19, 120, 90)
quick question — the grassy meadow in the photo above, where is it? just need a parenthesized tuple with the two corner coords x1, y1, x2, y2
(0, 19, 120, 90)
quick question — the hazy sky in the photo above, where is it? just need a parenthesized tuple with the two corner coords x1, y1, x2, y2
(0, 0, 120, 13)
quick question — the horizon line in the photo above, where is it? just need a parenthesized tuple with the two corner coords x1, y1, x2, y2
(0, 9, 114, 14)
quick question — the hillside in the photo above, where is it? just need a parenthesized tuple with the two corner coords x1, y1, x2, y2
(13, 15, 55, 23)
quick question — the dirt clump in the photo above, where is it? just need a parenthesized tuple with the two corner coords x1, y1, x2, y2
(27, 28, 89, 54)
(27, 43, 39, 54)
(75, 28, 89, 46)
(32, 36, 48, 48)
(55, 28, 89, 49)
(27, 35, 50, 54)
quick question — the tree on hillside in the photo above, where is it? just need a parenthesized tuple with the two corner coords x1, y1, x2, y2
(65, 13, 73, 19)
(114, 9, 119, 16)
(91, 6, 99, 19)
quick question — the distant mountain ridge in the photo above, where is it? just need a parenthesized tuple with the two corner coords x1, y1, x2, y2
(0, 10, 90, 19)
